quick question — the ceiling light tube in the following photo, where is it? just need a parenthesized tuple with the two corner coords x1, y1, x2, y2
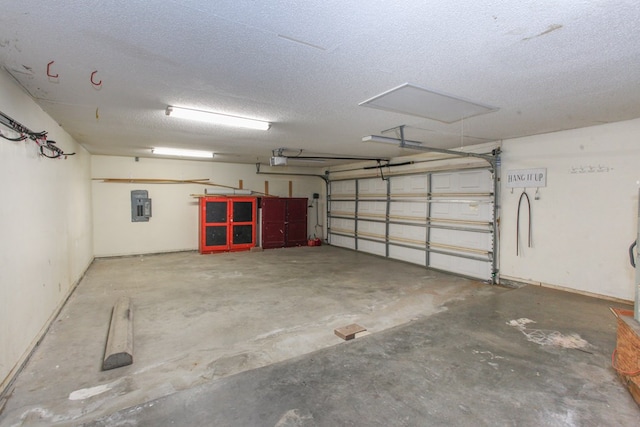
(362, 135, 423, 147)
(152, 147, 214, 158)
(166, 106, 270, 130)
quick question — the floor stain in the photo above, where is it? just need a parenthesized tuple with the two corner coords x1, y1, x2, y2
(507, 318, 589, 349)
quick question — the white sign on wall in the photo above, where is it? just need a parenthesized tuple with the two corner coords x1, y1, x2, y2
(506, 168, 547, 188)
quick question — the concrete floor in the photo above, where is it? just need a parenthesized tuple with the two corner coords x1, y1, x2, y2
(1, 246, 638, 426)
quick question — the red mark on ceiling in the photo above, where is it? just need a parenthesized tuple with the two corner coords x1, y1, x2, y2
(91, 70, 102, 87)
(46, 61, 58, 78)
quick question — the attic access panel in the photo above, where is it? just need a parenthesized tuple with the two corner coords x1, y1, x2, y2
(359, 83, 498, 123)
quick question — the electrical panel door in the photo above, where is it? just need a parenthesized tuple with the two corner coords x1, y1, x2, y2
(131, 190, 152, 222)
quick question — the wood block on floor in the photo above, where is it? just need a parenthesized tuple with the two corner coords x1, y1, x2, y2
(334, 323, 367, 341)
(103, 296, 134, 371)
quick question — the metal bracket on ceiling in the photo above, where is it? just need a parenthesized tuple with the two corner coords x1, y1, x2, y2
(391, 125, 499, 170)
(255, 162, 329, 183)
(272, 147, 389, 164)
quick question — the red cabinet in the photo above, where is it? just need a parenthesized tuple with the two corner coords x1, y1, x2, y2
(261, 197, 308, 249)
(199, 196, 257, 254)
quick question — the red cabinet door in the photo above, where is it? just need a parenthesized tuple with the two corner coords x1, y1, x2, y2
(285, 198, 308, 247)
(261, 198, 287, 249)
(230, 199, 257, 251)
(199, 197, 256, 253)
(260, 197, 308, 249)
(200, 199, 229, 252)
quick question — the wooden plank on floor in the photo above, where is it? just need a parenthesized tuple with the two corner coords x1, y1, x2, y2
(103, 297, 134, 370)
(334, 323, 367, 340)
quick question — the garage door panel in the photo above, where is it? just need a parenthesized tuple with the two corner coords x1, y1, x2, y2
(459, 170, 493, 191)
(458, 203, 492, 220)
(359, 240, 386, 256)
(359, 200, 386, 216)
(330, 218, 355, 233)
(431, 174, 452, 190)
(432, 170, 492, 193)
(358, 220, 385, 237)
(430, 228, 492, 251)
(431, 203, 451, 216)
(389, 245, 425, 265)
(329, 180, 356, 251)
(391, 175, 428, 193)
(330, 234, 355, 249)
(331, 180, 356, 196)
(389, 201, 427, 219)
(330, 201, 356, 216)
(389, 224, 426, 246)
(410, 175, 428, 191)
(430, 202, 492, 221)
(429, 252, 491, 279)
(359, 178, 386, 196)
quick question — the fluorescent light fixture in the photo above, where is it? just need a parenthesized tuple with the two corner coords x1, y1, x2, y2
(152, 147, 214, 158)
(359, 83, 498, 123)
(166, 106, 270, 130)
(362, 135, 423, 147)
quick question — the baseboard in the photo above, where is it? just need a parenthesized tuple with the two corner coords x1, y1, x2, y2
(94, 248, 197, 259)
(498, 275, 633, 305)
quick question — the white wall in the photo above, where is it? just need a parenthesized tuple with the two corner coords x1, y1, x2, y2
(92, 156, 325, 256)
(499, 118, 640, 300)
(0, 70, 93, 391)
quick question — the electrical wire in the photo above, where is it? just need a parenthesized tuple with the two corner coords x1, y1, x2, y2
(0, 130, 28, 141)
(516, 190, 531, 256)
(38, 139, 75, 158)
(611, 349, 640, 376)
(1, 135, 25, 141)
(0, 110, 75, 159)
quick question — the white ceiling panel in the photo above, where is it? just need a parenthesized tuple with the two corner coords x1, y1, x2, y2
(359, 83, 499, 123)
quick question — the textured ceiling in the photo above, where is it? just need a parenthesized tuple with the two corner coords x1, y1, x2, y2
(1, 0, 639, 165)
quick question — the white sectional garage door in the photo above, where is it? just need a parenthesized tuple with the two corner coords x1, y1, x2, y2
(328, 168, 495, 281)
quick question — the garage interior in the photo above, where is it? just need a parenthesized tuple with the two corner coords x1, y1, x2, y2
(1, 2, 640, 426)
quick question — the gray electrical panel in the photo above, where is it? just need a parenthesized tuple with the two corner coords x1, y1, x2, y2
(131, 190, 152, 222)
